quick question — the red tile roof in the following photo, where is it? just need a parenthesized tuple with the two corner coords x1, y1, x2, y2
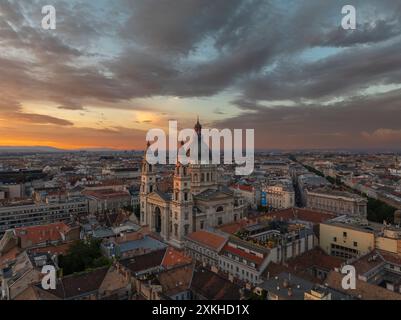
(15, 222, 71, 245)
(222, 244, 264, 266)
(265, 208, 337, 224)
(186, 230, 227, 251)
(286, 247, 343, 271)
(83, 189, 130, 200)
(230, 184, 254, 192)
(162, 247, 192, 269)
(30, 242, 72, 256)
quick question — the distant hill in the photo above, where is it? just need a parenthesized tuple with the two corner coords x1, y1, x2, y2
(0, 146, 133, 153)
(0, 146, 64, 153)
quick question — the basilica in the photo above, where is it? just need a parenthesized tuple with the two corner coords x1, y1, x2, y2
(139, 119, 246, 248)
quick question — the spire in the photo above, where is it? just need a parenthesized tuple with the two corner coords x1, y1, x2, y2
(194, 116, 202, 135)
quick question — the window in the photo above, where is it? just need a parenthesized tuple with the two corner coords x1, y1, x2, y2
(353, 241, 358, 247)
(216, 206, 224, 212)
(149, 186, 153, 193)
(174, 224, 178, 237)
(333, 237, 337, 242)
(184, 224, 189, 236)
(184, 193, 188, 201)
(175, 192, 179, 201)
(343, 232, 347, 237)
(200, 220, 204, 229)
(218, 217, 223, 225)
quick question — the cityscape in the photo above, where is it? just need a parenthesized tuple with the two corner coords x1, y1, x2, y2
(1, 0, 401, 306)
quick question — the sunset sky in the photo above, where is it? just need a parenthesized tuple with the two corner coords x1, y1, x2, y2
(0, 0, 401, 150)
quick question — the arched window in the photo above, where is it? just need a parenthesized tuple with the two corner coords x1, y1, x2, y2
(216, 206, 224, 212)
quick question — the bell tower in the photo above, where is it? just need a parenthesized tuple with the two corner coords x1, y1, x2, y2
(170, 153, 193, 247)
(140, 141, 157, 226)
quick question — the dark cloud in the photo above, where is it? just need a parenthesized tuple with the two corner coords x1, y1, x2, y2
(214, 89, 401, 149)
(1, 0, 401, 148)
(6, 112, 74, 126)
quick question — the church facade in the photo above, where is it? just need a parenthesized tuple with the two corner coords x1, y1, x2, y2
(139, 119, 246, 248)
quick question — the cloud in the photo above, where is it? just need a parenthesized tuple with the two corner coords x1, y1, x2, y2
(1, 0, 401, 149)
(5, 112, 74, 126)
(214, 88, 401, 149)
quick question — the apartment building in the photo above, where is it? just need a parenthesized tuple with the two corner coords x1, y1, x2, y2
(306, 188, 367, 217)
(263, 184, 295, 209)
(184, 230, 227, 267)
(0, 199, 88, 235)
(320, 215, 401, 259)
(219, 237, 272, 285)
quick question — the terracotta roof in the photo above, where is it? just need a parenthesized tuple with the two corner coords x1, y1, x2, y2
(326, 271, 401, 300)
(186, 230, 227, 251)
(0, 246, 20, 268)
(217, 208, 336, 235)
(231, 184, 254, 192)
(162, 247, 192, 269)
(29, 242, 72, 256)
(191, 268, 242, 300)
(115, 232, 145, 243)
(287, 247, 343, 272)
(350, 251, 385, 275)
(156, 264, 194, 297)
(221, 244, 264, 267)
(265, 208, 337, 224)
(262, 262, 321, 284)
(14, 222, 72, 246)
(43, 267, 109, 299)
(83, 189, 130, 200)
(120, 248, 166, 274)
(217, 220, 250, 235)
(378, 250, 401, 266)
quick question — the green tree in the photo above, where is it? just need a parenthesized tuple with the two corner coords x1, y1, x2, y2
(58, 239, 111, 275)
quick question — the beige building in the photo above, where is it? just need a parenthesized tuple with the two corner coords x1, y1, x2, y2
(320, 215, 401, 259)
(263, 185, 295, 209)
(307, 188, 367, 217)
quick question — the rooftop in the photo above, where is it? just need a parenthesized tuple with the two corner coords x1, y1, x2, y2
(185, 230, 227, 251)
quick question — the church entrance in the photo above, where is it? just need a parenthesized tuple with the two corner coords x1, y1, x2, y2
(154, 207, 162, 233)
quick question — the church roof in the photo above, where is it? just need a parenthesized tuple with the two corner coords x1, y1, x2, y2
(194, 187, 233, 201)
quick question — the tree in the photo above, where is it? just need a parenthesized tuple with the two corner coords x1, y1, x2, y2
(58, 239, 111, 275)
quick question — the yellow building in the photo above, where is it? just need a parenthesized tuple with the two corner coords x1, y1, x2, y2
(319, 216, 401, 259)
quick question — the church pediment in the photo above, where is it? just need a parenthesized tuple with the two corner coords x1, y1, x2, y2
(147, 190, 171, 203)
